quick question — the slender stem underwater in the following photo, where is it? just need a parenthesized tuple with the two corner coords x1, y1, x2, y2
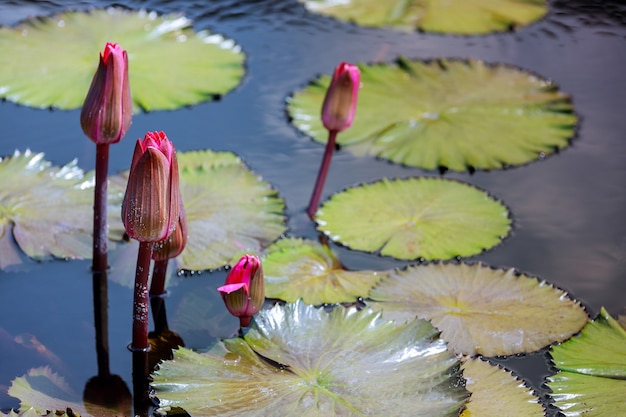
(92, 143, 110, 273)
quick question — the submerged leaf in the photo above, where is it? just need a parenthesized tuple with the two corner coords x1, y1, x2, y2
(300, 0, 547, 35)
(0, 8, 245, 111)
(263, 237, 384, 304)
(367, 262, 589, 356)
(316, 177, 511, 261)
(289, 58, 576, 172)
(153, 300, 468, 416)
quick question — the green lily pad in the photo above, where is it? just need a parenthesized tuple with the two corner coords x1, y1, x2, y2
(367, 262, 589, 356)
(263, 237, 384, 305)
(460, 358, 544, 417)
(315, 177, 511, 261)
(288, 58, 576, 172)
(0, 150, 124, 270)
(299, 0, 547, 35)
(175, 150, 286, 271)
(0, 7, 245, 111)
(547, 308, 626, 416)
(152, 300, 469, 416)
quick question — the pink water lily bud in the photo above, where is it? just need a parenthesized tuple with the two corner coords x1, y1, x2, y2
(152, 205, 188, 262)
(218, 255, 265, 327)
(81, 42, 132, 145)
(321, 62, 360, 132)
(122, 131, 181, 242)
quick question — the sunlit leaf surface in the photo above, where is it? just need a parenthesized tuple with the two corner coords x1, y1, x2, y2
(367, 262, 589, 356)
(300, 0, 547, 35)
(548, 308, 626, 416)
(0, 150, 124, 269)
(460, 358, 544, 417)
(0, 7, 245, 111)
(153, 300, 468, 416)
(289, 58, 576, 172)
(316, 177, 511, 261)
(175, 150, 286, 271)
(263, 237, 384, 304)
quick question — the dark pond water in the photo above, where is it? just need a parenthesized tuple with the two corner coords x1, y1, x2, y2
(1, 0, 625, 415)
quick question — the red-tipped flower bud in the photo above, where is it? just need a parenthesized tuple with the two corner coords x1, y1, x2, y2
(321, 62, 360, 132)
(81, 42, 132, 145)
(217, 254, 265, 328)
(122, 131, 181, 242)
(152, 205, 188, 261)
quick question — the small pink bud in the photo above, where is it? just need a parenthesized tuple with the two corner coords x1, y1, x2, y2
(217, 255, 265, 327)
(321, 62, 360, 132)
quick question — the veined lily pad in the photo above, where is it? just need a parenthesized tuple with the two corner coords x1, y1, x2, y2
(547, 308, 626, 416)
(367, 262, 589, 356)
(460, 358, 544, 417)
(0, 150, 124, 270)
(175, 150, 286, 271)
(0, 7, 245, 111)
(315, 177, 511, 261)
(299, 0, 547, 35)
(152, 300, 468, 416)
(263, 237, 384, 304)
(288, 58, 576, 172)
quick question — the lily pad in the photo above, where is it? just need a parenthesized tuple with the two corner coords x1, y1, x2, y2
(0, 150, 124, 270)
(263, 237, 384, 304)
(299, 0, 547, 35)
(315, 177, 511, 261)
(547, 308, 626, 416)
(175, 150, 286, 271)
(0, 7, 245, 111)
(288, 58, 576, 172)
(367, 262, 589, 356)
(460, 358, 544, 417)
(152, 300, 468, 416)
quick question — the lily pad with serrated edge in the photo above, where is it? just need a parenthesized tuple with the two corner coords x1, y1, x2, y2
(367, 262, 589, 356)
(299, 0, 547, 35)
(315, 177, 511, 261)
(0, 150, 124, 270)
(152, 300, 468, 417)
(288, 58, 576, 172)
(0, 7, 245, 111)
(263, 237, 384, 305)
(174, 150, 286, 271)
(460, 357, 545, 417)
(547, 308, 626, 417)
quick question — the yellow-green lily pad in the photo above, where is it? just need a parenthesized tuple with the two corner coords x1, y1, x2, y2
(288, 58, 576, 172)
(315, 177, 511, 261)
(0, 7, 245, 111)
(299, 0, 548, 35)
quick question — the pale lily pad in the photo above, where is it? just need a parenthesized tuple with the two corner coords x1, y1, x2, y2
(367, 262, 589, 356)
(288, 58, 576, 172)
(460, 358, 544, 417)
(175, 150, 286, 271)
(0, 7, 245, 111)
(152, 300, 468, 416)
(0, 150, 124, 270)
(316, 177, 511, 261)
(300, 0, 547, 34)
(263, 237, 384, 304)
(547, 308, 626, 416)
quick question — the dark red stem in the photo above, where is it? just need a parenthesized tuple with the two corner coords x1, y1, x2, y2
(92, 143, 110, 273)
(150, 259, 169, 334)
(307, 130, 337, 219)
(131, 241, 152, 351)
(91, 270, 110, 378)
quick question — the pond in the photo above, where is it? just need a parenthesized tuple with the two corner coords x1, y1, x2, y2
(0, 0, 625, 416)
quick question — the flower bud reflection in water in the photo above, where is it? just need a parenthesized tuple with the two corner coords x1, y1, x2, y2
(218, 254, 265, 328)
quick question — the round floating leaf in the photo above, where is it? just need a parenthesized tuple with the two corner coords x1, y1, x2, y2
(300, 0, 547, 35)
(460, 358, 544, 417)
(547, 308, 626, 416)
(263, 237, 384, 304)
(176, 150, 286, 271)
(288, 58, 576, 172)
(316, 177, 511, 261)
(153, 300, 469, 416)
(0, 7, 245, 111)
(367, 262, 589, 356)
